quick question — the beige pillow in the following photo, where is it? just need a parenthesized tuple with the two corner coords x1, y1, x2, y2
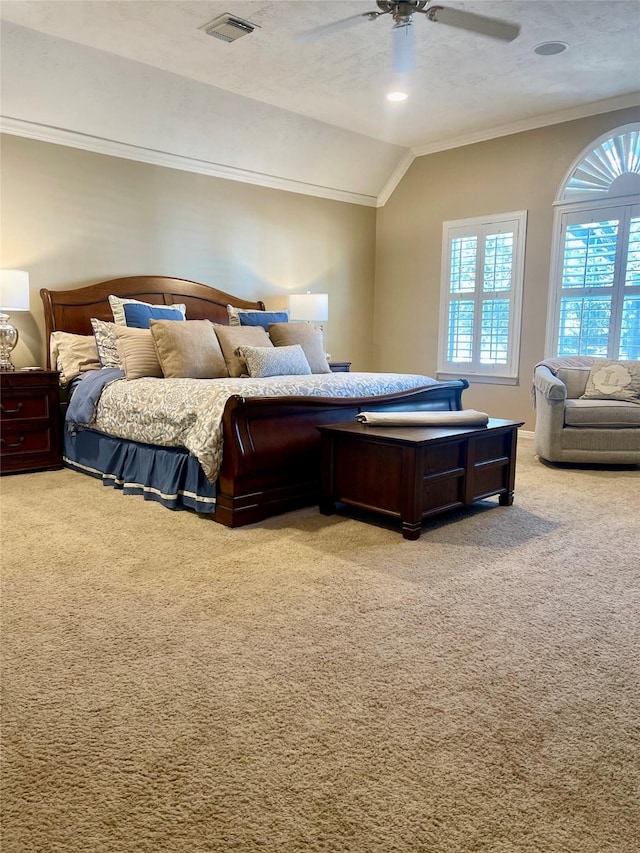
(214, 325, 272, 377)
(114, 325, 163, 380)
(50, 332, 101, 386)
(268, 323, 331, 374)
(149, 319, 228, 379)
(236, 344, 311, 378)
(580, 359, 640, 402)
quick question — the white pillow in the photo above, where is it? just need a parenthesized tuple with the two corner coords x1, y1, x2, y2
(108, 295, 186, 326)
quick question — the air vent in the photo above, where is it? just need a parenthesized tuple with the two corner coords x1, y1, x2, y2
(202, 14, 257, 43)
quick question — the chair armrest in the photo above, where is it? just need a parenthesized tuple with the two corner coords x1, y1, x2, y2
(533, 366, 567, 461)
(534, 366, 567, 402)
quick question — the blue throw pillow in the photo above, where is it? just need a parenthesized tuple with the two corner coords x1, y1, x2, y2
(227, 305, 289, 329)
(122, 302, 186, 329)
(240, 311, 289, 329)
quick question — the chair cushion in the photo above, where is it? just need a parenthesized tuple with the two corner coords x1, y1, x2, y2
(555, 367, 590, 399)
(564, 399, 640, 427)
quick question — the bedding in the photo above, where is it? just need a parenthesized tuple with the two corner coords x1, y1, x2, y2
(268, 323, 331, 373)
(150, 319, 228, 379)
(114, 326, 163, 379)
(237, 344, 311, 377)
(66, 368, 125, 430)
(64, 428, 217, 512)
(227, 305, 289, 328)
(42, 275, 468, 526)
(214, 325, 273, 376)
(122, 301, 186, 328)
(50, 332, 101, 386)
(91, 318, 122, 368)
(108, 295, 187, 326)
(68, 370, 441, 483)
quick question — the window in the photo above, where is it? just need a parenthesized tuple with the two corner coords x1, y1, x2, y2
(546, 124, 640, 360)
(438, 211, 527, 382)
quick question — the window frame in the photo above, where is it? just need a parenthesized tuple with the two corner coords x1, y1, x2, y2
(545, 123, 640, 360)
(437, 210, 527, 384)
(545, 195, 640, 359)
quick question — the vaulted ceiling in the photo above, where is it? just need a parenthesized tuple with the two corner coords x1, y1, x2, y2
(2, 1, 639, 203)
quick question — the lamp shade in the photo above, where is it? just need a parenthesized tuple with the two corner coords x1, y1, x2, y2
(288, 292, 328, 323)
(0, 270, 30, 311)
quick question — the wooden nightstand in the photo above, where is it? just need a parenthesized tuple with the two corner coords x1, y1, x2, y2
(329, 362, 351, 373)
(0, 369, 63, 475)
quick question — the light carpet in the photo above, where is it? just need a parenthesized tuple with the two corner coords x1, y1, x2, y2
(1, 440, 639, 853)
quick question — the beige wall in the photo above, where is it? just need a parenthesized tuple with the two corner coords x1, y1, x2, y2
(373, 106, 640, 429)
(3, 109, 639, 429)
(0, 134, 376, 369)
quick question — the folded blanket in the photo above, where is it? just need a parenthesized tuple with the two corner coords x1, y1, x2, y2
(531, 356, 596, 406)
(355, 409, 489, 427)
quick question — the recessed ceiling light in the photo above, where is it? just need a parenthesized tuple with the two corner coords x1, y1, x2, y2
(534, 41, 569, 56)
(387, 91, 408, 102)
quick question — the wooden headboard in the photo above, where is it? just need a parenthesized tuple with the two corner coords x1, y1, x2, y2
(40, 275, 266, 367)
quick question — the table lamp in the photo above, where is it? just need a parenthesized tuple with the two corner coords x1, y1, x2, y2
(288, 292, 329, 325)
(288, 291, 329, 357)
(0, 270, 30, 371)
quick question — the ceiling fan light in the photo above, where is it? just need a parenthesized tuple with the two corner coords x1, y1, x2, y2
(387, 91, 408, 102)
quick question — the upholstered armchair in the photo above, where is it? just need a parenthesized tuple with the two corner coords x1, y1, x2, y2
(533, 357, 640, 464)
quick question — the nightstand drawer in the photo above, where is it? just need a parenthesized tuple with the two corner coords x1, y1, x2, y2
(0, 394, 51, 421)
(1, 422, 53, 457)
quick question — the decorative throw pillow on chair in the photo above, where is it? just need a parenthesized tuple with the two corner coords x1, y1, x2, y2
(580, 359, 640, 402)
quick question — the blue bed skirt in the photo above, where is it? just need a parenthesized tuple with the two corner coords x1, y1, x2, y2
(63, 428, 217, 513)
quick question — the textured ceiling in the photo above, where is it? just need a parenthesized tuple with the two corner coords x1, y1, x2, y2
(2, 0, 639, 150)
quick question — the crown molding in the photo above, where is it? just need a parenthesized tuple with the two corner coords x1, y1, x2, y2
(411, 93, 640, 158)
(0, 116, 379, 208)
(376, 150, 415, 208)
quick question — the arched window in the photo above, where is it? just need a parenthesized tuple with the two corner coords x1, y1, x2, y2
(545, 123, 640, 360)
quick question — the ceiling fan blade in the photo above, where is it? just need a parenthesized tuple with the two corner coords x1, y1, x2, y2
(392, 24, 416, 74)
(295, 12, 374, 43)
(425, 5, 520, 42)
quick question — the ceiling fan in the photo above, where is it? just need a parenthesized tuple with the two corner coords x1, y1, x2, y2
(297, 1, 521, 73)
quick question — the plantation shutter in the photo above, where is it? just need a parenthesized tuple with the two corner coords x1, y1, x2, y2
(440, 214, 525, 378)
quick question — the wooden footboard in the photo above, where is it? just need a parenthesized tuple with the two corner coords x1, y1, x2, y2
(214, 380, 468, 527)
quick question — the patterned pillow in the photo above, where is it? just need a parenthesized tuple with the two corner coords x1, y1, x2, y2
(108, 295, 186, 326)
(268, 323, 331, 374)
(149, 319, 229, 379)
(227, 305, 289, 329)
(235, 344, 311, 378)
(91, 318, 122, 369)
(49, 332, 101, 386)
(580, 359, 640, 402)
(114, 326, 163, 380)
(214, 325, 273, 377)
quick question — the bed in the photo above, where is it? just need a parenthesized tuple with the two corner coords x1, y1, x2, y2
(41, 276, 469, 527)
